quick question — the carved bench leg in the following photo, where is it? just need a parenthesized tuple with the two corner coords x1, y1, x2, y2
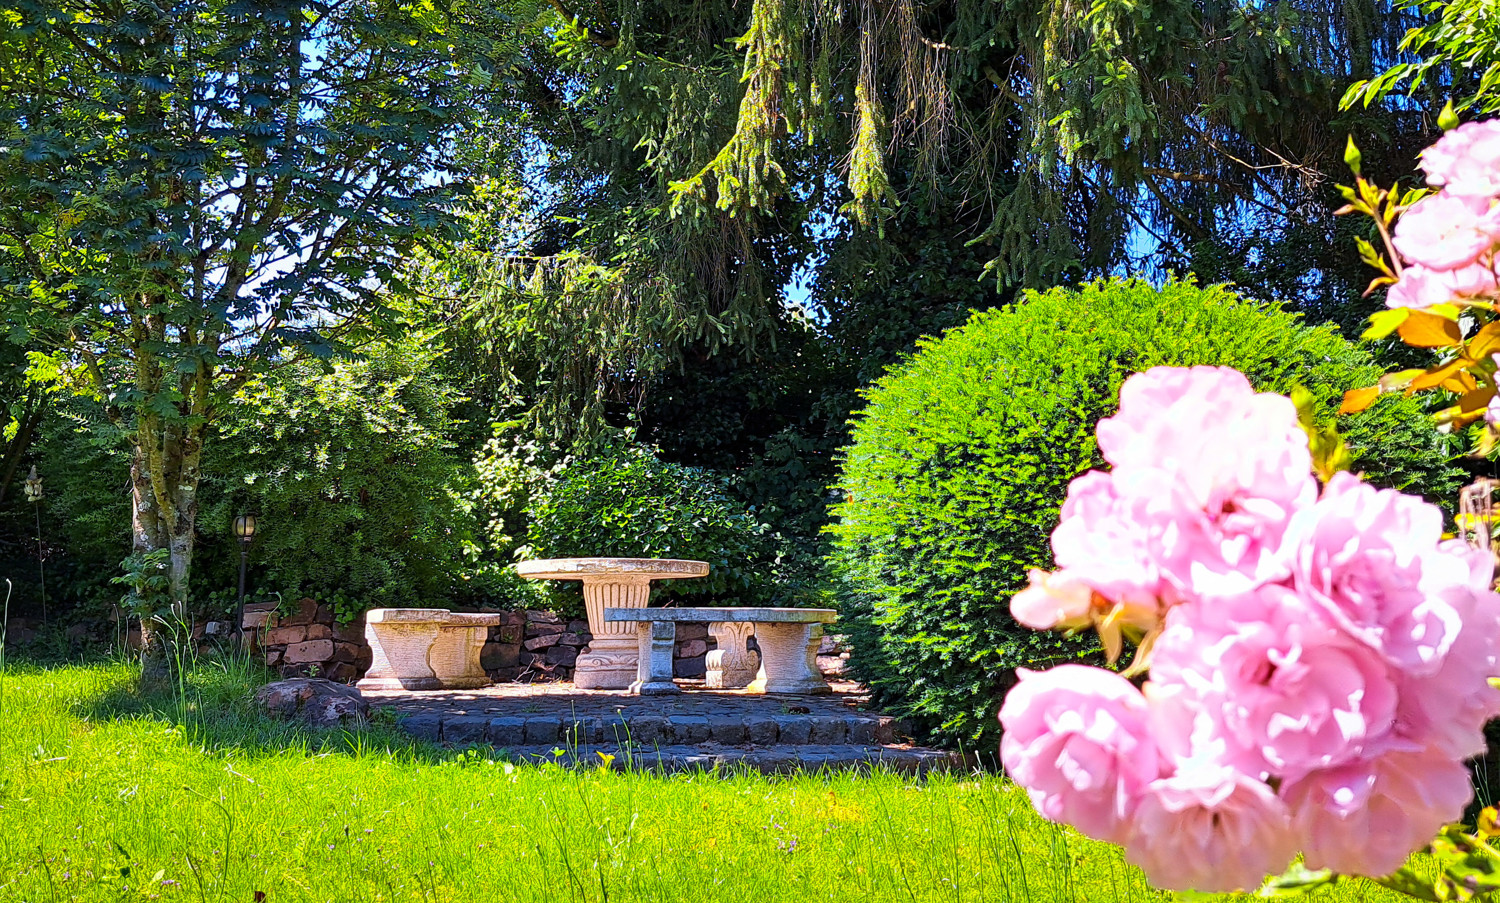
(629, 620, 681, 696)
(357, 622, 443, 691)
(430, 625, 490, 690)
(706, 622, 759, 689)
(748, 622, 831, 695)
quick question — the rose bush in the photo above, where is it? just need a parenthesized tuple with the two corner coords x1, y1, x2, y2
(1340, 117, 1500, 447)
(1000, 365, 1500, 894)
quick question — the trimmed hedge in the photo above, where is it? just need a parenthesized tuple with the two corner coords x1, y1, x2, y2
(828, 278, 1467, 749)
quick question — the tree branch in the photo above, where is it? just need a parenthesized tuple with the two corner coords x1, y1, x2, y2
(548, 0, 618, 48)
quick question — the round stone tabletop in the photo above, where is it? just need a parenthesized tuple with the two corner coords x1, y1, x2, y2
(514, 557, 711, 581)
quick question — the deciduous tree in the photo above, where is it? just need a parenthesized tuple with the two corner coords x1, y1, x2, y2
(0, 0, 533, 678)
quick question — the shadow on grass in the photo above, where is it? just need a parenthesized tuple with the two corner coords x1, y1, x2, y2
(68, 648, 454, 765)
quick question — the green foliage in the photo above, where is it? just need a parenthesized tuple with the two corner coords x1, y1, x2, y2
(1343, 0, 1500, 116)
(112, 551, 173, 621)
(525, 444, 791, 614)
(3, 400, 131, 617)
(0, 0, 533, 611)
(192, 342, 487, 621)
(829, 278, 1467, 748)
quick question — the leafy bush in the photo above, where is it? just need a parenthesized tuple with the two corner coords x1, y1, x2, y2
(524, 444, 791, 615)
(829, 278, 1467, 748)
(193, 341, 489, 621)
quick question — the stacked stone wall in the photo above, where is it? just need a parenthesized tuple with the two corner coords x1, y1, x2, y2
(245, 598, 370, 683)
(243, 602, 712, 685)
(2, 602, 715, 686)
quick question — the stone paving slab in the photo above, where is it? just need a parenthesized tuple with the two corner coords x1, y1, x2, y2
(368, 678, 910, 744)
(367, 678, 957, 772)
(365, 677, 880, 720)
(500, 744, 958, 775)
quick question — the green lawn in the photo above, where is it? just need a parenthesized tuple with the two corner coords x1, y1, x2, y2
(0, 661, 1425, 902)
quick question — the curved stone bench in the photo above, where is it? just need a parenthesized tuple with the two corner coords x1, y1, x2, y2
(603, 607, 837, 696)
(356, 609, 504, 691)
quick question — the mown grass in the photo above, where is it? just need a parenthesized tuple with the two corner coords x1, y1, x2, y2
(0, 659, 1430, 903)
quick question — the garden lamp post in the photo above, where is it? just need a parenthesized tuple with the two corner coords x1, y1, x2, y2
(22, 466, 44, 625)
(232, 514, 257, 644)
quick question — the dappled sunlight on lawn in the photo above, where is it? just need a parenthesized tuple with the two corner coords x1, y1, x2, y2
(0, 663, 1428, 902)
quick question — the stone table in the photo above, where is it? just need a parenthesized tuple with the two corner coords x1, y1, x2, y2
(514, 558, 710, 690)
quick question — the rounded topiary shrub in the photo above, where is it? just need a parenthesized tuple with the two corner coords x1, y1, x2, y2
(525, 444, 781, 614)
(829, 277, 1467, 749)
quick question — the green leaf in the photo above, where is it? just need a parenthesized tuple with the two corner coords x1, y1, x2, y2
(1257, 862, 1339, 897)
(1362, 308, 1410, 340)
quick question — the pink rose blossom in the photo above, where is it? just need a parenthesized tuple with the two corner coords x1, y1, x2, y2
(1051, 470, 1173, 616)
(1385, 261, 1500, 308)
(1391, 194, 1500, 270)
(1009, 568, 1096, 631)
(1149, 585, 1398, 779)
(999, 665, 1163, 844)
(1386, 260, 1500, 309)
(1395, 551, 1500, 758)
(1283, 747, 1474, 877)
(1420, 119, 1500, 199)
(1088, 367, 1315, 596)
(1287, 472, 1462, 674)
(1125, 762, 1295, 893)
(1001, 363, 1499, 888)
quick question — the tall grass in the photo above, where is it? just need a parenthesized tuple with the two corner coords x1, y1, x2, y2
(0, 663, 1425, 902)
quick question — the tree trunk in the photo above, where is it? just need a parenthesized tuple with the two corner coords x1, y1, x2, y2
(0, 389, 46, 505)
(131, 414, 205, 689)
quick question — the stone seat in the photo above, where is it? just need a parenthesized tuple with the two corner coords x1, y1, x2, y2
(603, 607, 837, 696)
(356, 609, 504, 691)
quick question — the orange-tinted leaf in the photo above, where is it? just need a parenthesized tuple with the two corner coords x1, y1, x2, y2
(1408, 360, 1468, 391)
(1439, 369, 1480, 394)
(1458, 386, 1495, 415)
(1339, 386, 1381, 414)
(1469, 321, 1500, 360)
(1436, 392, 1494, 427)
(1398, 310, 1463, 347)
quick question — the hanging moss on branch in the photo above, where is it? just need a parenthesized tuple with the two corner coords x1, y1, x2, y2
(669, 0, 808, 217)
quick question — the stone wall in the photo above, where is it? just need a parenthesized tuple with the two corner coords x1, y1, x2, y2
(0, 617, 99, 651)
(245, 598, 370, 683)
(480, 611, 709, 683)
(244, 601, 712, 685)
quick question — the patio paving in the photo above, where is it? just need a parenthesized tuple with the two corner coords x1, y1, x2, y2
(365, 678, 960, 774)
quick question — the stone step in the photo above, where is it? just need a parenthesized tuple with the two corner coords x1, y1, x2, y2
(494, 744, 956, 775)
(398, 710, 911, 748)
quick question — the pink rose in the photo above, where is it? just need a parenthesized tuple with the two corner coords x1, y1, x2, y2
(1051, 470, 1173, 614)
(1391, 194, 1500, 271)
(1124, 762, 1295, 893)
(1395, 553, 1500, 759)
(1283, 747, 1474, 878)
(1149, 585, 1399, 779)
(1420, 119, 1500, 200)
(1087, 367, 1315, 597)
(999, 665, 1163, 844)
(1009, 568, 1096, 630)
(1287, 472, 1462, 674)
(1386, 261, 1500, 309)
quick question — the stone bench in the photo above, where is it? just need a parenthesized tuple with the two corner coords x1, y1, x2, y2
(355, 609, 504, 691)
(603, 607, 837, 696)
